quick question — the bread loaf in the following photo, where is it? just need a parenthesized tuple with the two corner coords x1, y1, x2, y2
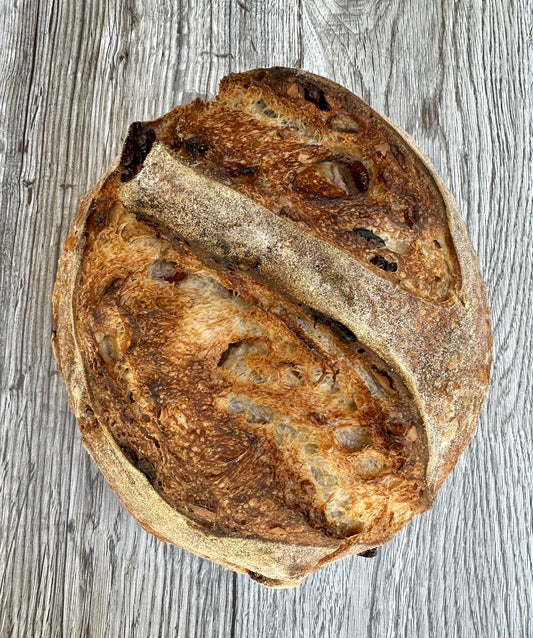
(52, 67, 492, 587)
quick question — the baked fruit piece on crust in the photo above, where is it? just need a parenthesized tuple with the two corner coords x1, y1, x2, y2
(52, 68, 492, 587)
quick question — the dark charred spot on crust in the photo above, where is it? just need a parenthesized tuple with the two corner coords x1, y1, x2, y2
(353, 228, 386, 248)
(370, 255, 398, 272)
(301, 82, 330, 111)
(120, 122, 156, 182)
(184, 136, 210, 158)
(358, 548, 378, 558)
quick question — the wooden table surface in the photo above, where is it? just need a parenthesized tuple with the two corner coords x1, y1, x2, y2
(1, 1, 531, 636)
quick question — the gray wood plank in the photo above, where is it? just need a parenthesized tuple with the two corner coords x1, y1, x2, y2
(0, 0, 531, 637)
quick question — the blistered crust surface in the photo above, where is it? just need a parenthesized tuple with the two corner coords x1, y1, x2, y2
(76, 203, 430, 545)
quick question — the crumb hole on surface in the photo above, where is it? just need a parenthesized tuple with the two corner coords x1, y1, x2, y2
(334, 426, 373, 452)
(246, 404, 274, 424)
(97, 334, 118, 363)
(147, 259, 187, 284)
(355, 453, 387, 479)
(302, 83, 330, 111)
(370, 255, 398, 272)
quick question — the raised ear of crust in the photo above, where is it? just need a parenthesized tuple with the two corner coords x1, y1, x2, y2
(52, 67, 492, 586)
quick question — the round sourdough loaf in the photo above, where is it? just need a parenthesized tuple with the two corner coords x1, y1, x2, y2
(52, 68, 492, 587)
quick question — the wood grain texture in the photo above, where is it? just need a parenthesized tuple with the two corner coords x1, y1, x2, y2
(0, 0, 530, 636)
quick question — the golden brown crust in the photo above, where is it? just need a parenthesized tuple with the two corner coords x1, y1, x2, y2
(52, 67, 492, 587)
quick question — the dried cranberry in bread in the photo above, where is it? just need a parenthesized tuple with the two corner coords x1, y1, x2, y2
(52, 68, 492, 587)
